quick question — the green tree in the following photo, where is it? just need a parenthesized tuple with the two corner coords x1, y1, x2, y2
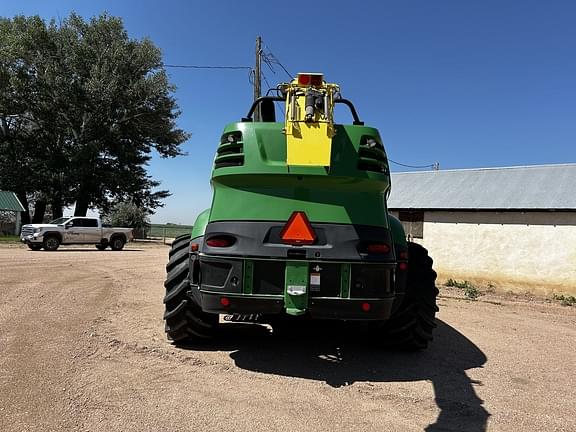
(0, 16, 50, 223)
(0, 13, 188, 219)
(104, 201, 149, 229)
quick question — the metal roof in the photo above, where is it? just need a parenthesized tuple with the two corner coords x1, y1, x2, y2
(388, 164, 576, 210)
(0, 191, 25, 212)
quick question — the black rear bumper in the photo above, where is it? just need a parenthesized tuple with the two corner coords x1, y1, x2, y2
(200, 290, 395, 320)
(308, 297, 394, 320)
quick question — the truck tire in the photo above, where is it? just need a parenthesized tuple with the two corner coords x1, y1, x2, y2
(380, 242, 438, 350)
(28, 244, 43, 251)
(43, 235, 60, 251)
(163, 234, 218, 342)
(110, 236, 125, 251)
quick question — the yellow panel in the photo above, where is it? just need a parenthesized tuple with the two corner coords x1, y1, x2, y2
(282, 78, 339, 167)
(287, 122, 332, 166)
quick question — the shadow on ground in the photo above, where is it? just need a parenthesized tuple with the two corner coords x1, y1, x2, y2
(178, 320, 489, 431)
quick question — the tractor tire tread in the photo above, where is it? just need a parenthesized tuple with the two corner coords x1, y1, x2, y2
(169, 234, 192, 257)
(164, 234, 217, 342)
(381, 242, 438, 350)
(163, 279, 189, 304)
(166, 247, 189, 272)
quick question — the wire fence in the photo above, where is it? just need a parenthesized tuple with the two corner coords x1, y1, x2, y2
(143, 224, 193, 243)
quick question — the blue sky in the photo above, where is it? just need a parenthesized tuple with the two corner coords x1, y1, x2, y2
(3, 1, 575, 223)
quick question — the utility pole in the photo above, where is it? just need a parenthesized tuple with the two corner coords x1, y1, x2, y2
(254, 36, 262, 101)
(253, 36, 262, 120)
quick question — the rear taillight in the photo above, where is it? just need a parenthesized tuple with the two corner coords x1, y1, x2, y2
(206, 236, 236, 248)
(365, 243, 391, 254)
(220, 297, 230, 307)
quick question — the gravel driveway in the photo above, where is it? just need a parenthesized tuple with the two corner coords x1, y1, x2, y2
(0, 243, 574, 431)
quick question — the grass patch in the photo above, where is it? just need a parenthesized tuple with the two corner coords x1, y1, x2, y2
(445, 278, 482, 300)
(446, 278, 471, 289)
(0, 235, 20, 242)
(552, 294, 576, 307)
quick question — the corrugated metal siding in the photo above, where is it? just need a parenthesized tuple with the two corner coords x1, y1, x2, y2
(388, 164, 576, 210)
(0, 191, 25, 212)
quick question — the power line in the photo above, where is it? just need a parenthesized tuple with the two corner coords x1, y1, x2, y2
(163, 64, 252, 70)
(260, 69, 285, 121)
(389, 159, 438, 169)
(261, 71, 272, 91)
(261, 43, 293, 80)
(163, 63, 255, 89)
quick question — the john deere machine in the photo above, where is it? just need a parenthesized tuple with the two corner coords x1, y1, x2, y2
(164, 73, 438, 349)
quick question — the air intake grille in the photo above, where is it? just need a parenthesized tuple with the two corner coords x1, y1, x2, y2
(357, 135, 388, 174)
(215, 132, 244, 169)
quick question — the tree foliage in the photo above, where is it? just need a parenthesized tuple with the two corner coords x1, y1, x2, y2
(0, 13, 188, 221)
(104, 201, 150, 230)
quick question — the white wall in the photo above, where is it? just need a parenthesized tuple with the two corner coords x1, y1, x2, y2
(390, 210, 576, 295)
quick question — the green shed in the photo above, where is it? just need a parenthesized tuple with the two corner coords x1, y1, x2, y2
(0, 191, 26, 235)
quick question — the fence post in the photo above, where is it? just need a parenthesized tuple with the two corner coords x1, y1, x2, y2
(163, 227, 166, 245)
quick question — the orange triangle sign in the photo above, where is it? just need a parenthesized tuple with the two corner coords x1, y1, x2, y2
(281, 211, 316, 245)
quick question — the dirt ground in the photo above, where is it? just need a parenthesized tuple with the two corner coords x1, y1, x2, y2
(0, 242, 575, 432)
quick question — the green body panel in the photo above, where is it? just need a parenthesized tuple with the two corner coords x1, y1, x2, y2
(243, 261, 254, 294)
(339, 264, 351, 298)
(190, 208, 210, 239)
(209, 122, 391, 227)
(284, 261, 309, 315)
(196, 111, 404, 316)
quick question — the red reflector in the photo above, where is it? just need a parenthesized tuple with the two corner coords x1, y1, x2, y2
(366, 243, 390, 254)
(310, 75, 323, 86)
(362, 302, 371, 312)
(298, 74, 310, 85)
(399, 262, 408, 271)
(190, 243, 199, 252)
(280, 211, 316, 245)
(399, 251, 409, 260)
(297, 73, 323, 87)
(206, 236, 234, 247)
(220, 297, 230, 307)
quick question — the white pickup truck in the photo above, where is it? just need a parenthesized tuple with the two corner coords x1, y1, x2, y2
(20, 217, 133, 251)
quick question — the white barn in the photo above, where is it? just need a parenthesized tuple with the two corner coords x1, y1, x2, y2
(388, 164, 576, 295)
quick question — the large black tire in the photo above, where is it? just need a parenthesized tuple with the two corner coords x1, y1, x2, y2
(169, 233, 190, 258)
(163, 234, 218, 342)
(43, 235, 60, 251)
(380, 242, 439, 350)
(27, 243, 43, 251)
